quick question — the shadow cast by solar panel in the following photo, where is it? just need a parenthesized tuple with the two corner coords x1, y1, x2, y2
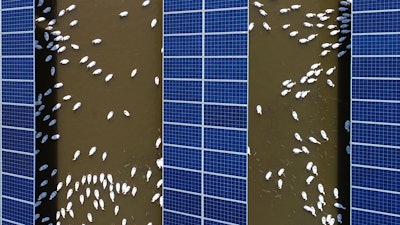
(35, 0, 58, 223)
(336, 28, 351, 224)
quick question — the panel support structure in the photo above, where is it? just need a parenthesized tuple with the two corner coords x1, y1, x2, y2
(162, 0, 248, 224)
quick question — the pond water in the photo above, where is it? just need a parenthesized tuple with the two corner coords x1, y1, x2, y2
(35, 0, 350, 224)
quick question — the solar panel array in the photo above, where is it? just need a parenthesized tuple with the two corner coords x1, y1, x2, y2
(1, 1, 35, 224)
(351, 1, 400, 224)
(163, 0, 248, 224)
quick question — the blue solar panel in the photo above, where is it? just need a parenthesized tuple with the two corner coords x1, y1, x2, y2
(205, 10, 247, 33)
(204, 0, 247, 10)
(2, 174, 34, 202)
(352, 79, 400, 101)
(164, 146, 202, 170)
(205, 58, 247, 80)
(205, 82, 247, 104)
(204, 197, 246, 224)
(2, 151, 34, 178)
(164, 80, 202, 101)
(352, 188, 400, 215)
(2, 197, 34, 225)
(352, 57, 400, 78)
(163, 1, 248, 224)
(204, 128, 247, 153)
(2, 8, 34, 32)
(2, 81, 34, 104)
(353, 11, 400, 33)
(2, 104, 34, 128)
(1, 2, 35, 224)
(164, 58, 202, 79)
(164, 102, 202, 124)
(164, 0, 202, 13)
(352, 101, 400, 123)
(164, 13, 202, 34)
(204, 105, 246, 128)
(163, 210, 201, 225)
(2, 33, 34, 56)
(204, 151, 246, 177)
(164, 189, 202, 216)
(351, 1, 400, 224)
(352, 166, 400, 192)
(164, 124, 202, 147)
(164, 35, 202, 56)
(352, 144, 400, 169)
(164, 168, 202, 193)
(205, 34, 247, 56)
(353, 0, 400, 11)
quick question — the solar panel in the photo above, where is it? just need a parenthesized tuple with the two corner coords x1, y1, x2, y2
(1, 1, 35, 224)
(351, 1, 400, 224)
(163, 0, 248, 224)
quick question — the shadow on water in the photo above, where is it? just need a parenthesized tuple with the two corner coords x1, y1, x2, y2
(35, 0, 58, 223)
(336, 37, 351, 224)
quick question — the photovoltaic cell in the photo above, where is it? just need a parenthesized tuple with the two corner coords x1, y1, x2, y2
(204, 104, 246, 128)
(164, 189, 202, 216)
(352, 188, 400, 215)
(205, 58, 247, 80)
(204, 151, 246, 177)
(353, 0, 400, 11)
(204, 0, 247, 9)
(205, 9, 247, 33)
(205, 34, 247, 56)
(351, 79, 400, 101)
(2, 151, 34, 178)
(164, 102, 202, 125)
(2, 104, 34, 129)
(352, 101, 400, 124)
(164, 0, 202, 13)
(164, 167, 202, 193)
(1, 2, 35, 224)
(205, 82, 247, 104)
(163, 210, 201, 225)
(164, 145, 202, 171)
(2, 197, 34, 225)
(204, 197, 246, 224)
(2, 33, 34, 55)
(351, 1, 400, 224)
(2, 8, 34, 33)
(204, 127, 247, 153)
(352, 210, 400, 225)
(352, 34, 400, 55)
(353, 11, 400, 33)
(163, 58, 202, 79)
(2, 81, 34, 104)
(351, 144, 400, 169)
(352, 57, 400, 78)
(164, 12, 202, 35)
(2, 174, 33, 202)
(352, 122, 400, 149)
(163, 0, 247, 224)
(352, 166, 400, 192)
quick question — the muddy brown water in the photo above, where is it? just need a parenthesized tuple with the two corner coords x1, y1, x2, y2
(35, 0, 350, 224)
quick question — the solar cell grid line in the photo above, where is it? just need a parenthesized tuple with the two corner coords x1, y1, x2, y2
(0, 3, 2, 221)
(1, 1, 35, 225)
(351, 1, 400, 225)
(163, 0, 248, 224)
